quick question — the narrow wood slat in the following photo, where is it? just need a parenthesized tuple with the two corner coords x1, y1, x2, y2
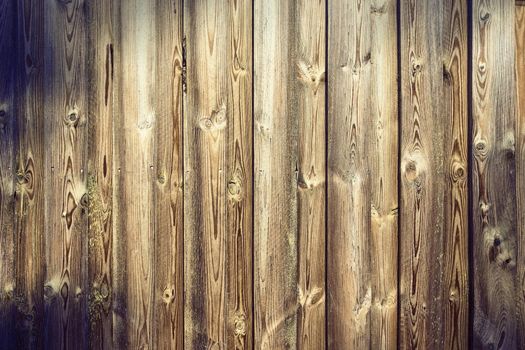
(516, 5, 525, 347)
(254, 1, 298, 348)
(296, 0, 326, 348)
(369, 1, 399, 348)
(0, 0, 18, 345)
(86, 0, 115, 348)
(226, 0, 253, 348)
(399, 0, 445, 348)
(327, 0, 372, 347)
(43, 0, 89, 347)
(14, 0, 45, 347)
(154, 0, 184, 349)
(113, 1, 157, 347)
(442, 0, 469, 348)
(471, 0, 518, 348)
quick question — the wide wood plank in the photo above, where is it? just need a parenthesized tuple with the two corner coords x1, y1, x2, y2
(516, 4, 525, 347)
(471, 0, 518, 348)
(183, 0, 229, 348)
(254, 1, 298, 348)
(0, 0, 18, 345)
(153, 0, 184, 349)
(369, 1, 399, 349)
(113, 1, 156, 347)
(43, 0, 89, 347)
(86, 0, 115, 348)
(442, 0, 469, 348)
(399, 0, 445, 348)
(296, 0, 326, 349)
(327, 0, 372, 347)
(14, 0, 45, 347)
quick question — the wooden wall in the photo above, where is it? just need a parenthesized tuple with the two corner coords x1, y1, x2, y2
(0, 0, 523, 349)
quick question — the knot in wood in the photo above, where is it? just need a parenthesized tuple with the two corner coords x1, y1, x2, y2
(65, 110, 79, 127)
(234, 315, 246, 337)
(451, 161, 466, 182)
(228, 176, 242, 202)
(162, 286, 175, 304)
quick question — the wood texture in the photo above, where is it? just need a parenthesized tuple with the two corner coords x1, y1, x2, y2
(14, 0, 45, 348)
(254, 1, 298, 349)
(154, 0, 184, 349)
(516, 4, 525, 348)
(43, 0, 89, 348)
(296, 0, 326, 349)
(472, 0, 518, 348)
(0, 0, 17, 346)
(442, 0, 469, 348)
(399, 0, 445, 348)
(86, 0, 115, 348)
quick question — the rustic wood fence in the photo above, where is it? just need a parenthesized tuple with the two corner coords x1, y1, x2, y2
(0, 0, 524, 348)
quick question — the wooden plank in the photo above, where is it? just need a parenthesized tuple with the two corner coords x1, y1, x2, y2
(86, 0, 115, 348)
(442, 0, 469, 348)
(183, 0, 229, 348)
(226, 0, 253, 349)
(153, 0, 184, 349)
(43, 0, 89, 348)
(0, 0, 18, 345)
(369, 1, 399, 349)
(471, 0, 518, 348)
(254, 1, 298, 348)
(516, 5, 525, 348)
(113, 1, 156, 347)
(399, 0, 445, 348)
(327, 0, 372, 347)
(14, 0, 45, 347)
(296, 0, 326, 348)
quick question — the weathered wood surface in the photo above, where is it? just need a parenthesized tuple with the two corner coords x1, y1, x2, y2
(1, 1, 525, 348)
(296, 0, 326, 349)
(516, 4, 525, 348)
(399, 0, 445, 348)
(472, 0, 518, 348)
(443, 0, 469, 348)
(43, 0, 89, 348)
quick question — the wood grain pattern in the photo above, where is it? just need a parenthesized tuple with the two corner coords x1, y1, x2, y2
(14, 0, 45, 347)
(327, 0, 372, 347)
(442, 0, 469, 348)
(183, 0, 229, 348)
(369, 1, 399, 349)
(471, 1, 518, 348)
(0, 0, 17, 345)
(516, 5, 525, 348)
(226, 0, 253, 349)
(43, 0, 89, 348)
(114, 1, 156, 347)
(154, 0, 184, 349)
(86, 0, 115, 348)
(254, 1, 298, 349)
(399, 0, 445, 348)
(296, 0, 326, 349)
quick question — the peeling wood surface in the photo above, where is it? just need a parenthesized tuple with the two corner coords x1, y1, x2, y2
(1, 0, 525, 349)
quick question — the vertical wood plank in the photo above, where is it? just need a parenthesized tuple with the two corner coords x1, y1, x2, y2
(442, 0, 469, 348)
(113, 1, 156, 347)
(369, 1, 399, 349)
(153, 0, 184, 349)
(327, 0, 372, 347)
(14, 0, 45, 347)
(0, 0, 18, 345)
(43, 0, 89, 347)
(183, 0, 229, 348)
(296, 0, 326, 348)
(471, 0, 518, 348)
(516, 4, 525, 348)
(254, 1, 298, 348)
(86, 0, 115, 348)
(399, 0, 445, 348)
(227, 0, 253, 349)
